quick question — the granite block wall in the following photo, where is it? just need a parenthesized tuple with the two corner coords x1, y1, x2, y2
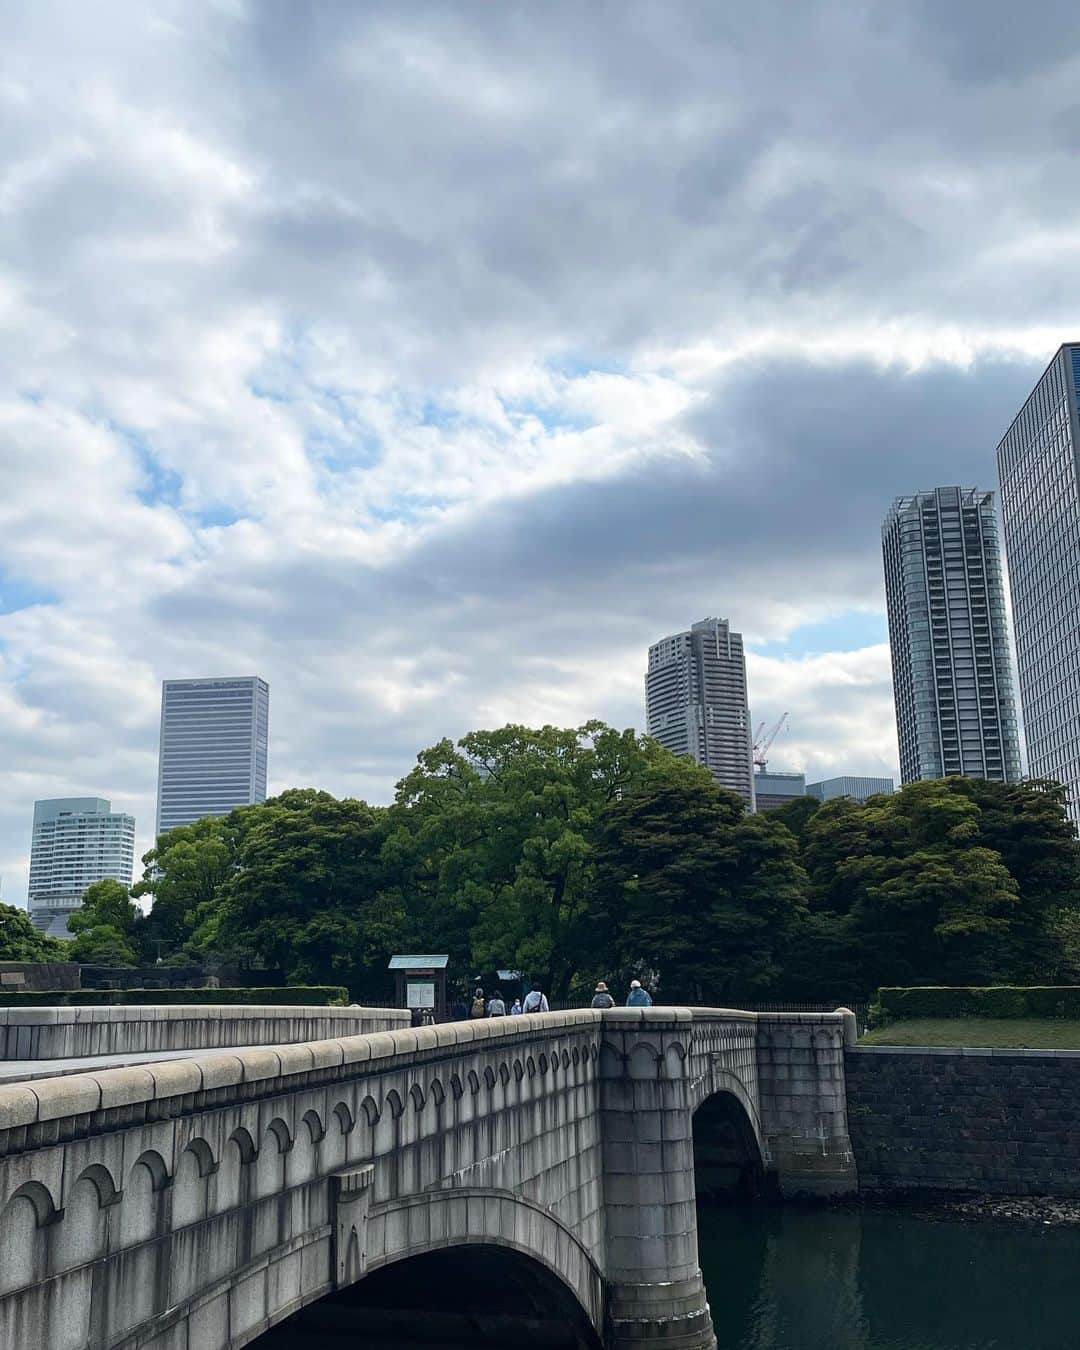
(847, 1046, 1080, 1196)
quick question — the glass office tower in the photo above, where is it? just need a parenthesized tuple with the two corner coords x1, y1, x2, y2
(156, 676, 269, 835)
(997, 343, 1080, 822)
(882, 487, 1021, 785)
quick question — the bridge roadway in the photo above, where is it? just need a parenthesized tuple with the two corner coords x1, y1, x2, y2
(0, 1004, 858, 1350)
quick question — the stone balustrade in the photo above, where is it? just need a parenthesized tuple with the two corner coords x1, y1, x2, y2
(0, 1004, 411, 1061)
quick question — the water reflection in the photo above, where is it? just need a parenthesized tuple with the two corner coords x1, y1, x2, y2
(700, 1204, 1080, 1350)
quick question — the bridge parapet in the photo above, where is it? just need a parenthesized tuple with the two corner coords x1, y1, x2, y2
(0, 1006, 855, 1350)
(0, 1004, 410, 1062)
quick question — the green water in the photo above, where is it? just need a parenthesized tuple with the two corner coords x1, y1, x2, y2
(699, 1204, 1080, 1350)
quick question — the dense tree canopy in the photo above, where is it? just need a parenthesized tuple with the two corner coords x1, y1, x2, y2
(588, 772, 807, 1002)
(105, 724, 1080, 1004)
(213, 789, 404, 994)
(67, 878, 140, 966)
(384, 722, 682, 994)
(0, 902, 68, 963)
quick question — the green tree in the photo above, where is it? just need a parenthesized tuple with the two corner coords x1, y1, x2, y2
(793, 777, 1071, 992)
(943, 777, 1080, 980)
(385, 723, 693, 996)
(589, 773, 808, 1002)
(214, 790, 404, 994)
(0, 903, 69, 962)
(67, 879, 140, 966)
(133, 810, 256, 961)
(768, 794, 820, 844)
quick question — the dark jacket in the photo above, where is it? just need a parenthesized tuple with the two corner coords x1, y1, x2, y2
(591, 992, 615, 1009)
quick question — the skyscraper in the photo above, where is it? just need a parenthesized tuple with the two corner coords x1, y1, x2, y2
(156, 677, 269, 836)
(996, 343, 1080, 821)
(645, 617, 755, 807)
(882, 487, 1021, 785)
(28, 798, 135, 938)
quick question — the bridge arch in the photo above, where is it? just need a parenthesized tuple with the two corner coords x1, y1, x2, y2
(693, 1085, 767, 1200)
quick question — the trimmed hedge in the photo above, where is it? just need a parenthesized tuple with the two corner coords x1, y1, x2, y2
(0, 985, 348, 1008)
(875, 986, 1080, 1023)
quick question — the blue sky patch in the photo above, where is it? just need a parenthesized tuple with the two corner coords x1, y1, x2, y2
(750, 609, 887, 658)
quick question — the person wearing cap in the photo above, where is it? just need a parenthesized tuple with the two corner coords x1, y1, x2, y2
(591, 981, 615, 1009)
(626, 979, 653, 1008)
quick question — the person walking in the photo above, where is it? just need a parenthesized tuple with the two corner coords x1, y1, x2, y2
(522, 982, 549, 1014)
(486, 988, 507, 1017)
(625, 980, 653, 1007)
(450, 994, 469, 1021)
(470, 988, 486, 1019)
(510, 997, 523, 1015)
(591, 981, 615, 1009)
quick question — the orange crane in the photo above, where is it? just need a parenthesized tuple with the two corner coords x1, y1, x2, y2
(753, 712, 789, 770)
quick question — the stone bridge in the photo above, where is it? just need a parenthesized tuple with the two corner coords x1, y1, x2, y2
(0, 1006, 857, 1350)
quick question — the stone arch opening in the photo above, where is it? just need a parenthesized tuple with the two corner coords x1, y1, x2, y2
(693, 1089, 766, 1201)
(250, 1243, 601, 1349)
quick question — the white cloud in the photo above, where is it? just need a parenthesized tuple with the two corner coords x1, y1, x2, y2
(0, 0, 1068, 904)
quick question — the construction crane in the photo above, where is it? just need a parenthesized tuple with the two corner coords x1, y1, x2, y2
(753, 712, 789, 770)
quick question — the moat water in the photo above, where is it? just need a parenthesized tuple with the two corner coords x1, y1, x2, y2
(700, 1203, 1080, 1350)
(261, 1202, 1080, 1348)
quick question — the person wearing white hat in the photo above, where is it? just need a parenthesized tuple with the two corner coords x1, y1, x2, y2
(591, 981, 615, 1009)
(625, 979, 653, 1007)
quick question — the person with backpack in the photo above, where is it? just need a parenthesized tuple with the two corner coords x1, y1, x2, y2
(486, 988, 507, 1017)
(591, 981, 615, 1009)
(626, 980, 653, 1007)
(522, 982, 549, 1014)
(470, 988, 486, 1019)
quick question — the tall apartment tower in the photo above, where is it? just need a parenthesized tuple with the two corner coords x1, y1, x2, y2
(156, 676, 269, 836)
(645, 617, 755, 807)
(28, 798, 135, 938)
(882, 487, 1021, 785)
(997, 343, 1080, 821)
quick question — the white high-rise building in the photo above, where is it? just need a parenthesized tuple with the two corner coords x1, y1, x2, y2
(645, 617, 755, 807)
(156, 677, 269, 836)
(28, 798, 135, 938)
(997, 343, 1080, 822)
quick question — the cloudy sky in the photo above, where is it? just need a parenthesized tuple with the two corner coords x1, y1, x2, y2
(2, 0, 1077, 904)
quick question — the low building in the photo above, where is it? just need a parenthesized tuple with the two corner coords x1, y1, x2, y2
(806, 776, 895, 803)
(753, 770, 806, 813)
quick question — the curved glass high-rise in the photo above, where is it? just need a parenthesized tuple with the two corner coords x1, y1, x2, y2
(997, 343, 1080, 822)
(882, 487, 1021, 784)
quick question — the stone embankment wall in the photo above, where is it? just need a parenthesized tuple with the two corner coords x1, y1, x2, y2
(0, 1005, 410, 1060)
(847, 1046, 1080, 1196)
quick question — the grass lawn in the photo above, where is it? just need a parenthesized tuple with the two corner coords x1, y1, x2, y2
(860, 1018, 1080, 1049)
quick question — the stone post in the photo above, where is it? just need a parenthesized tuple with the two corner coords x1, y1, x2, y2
(599, 1009, 716, 1349)
(755, 1013, 858, 1197)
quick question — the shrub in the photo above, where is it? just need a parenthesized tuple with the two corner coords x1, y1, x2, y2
(875, 985, 1080, 1023)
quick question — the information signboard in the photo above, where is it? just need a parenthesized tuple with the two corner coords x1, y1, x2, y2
(406, 981, 435, 1009)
